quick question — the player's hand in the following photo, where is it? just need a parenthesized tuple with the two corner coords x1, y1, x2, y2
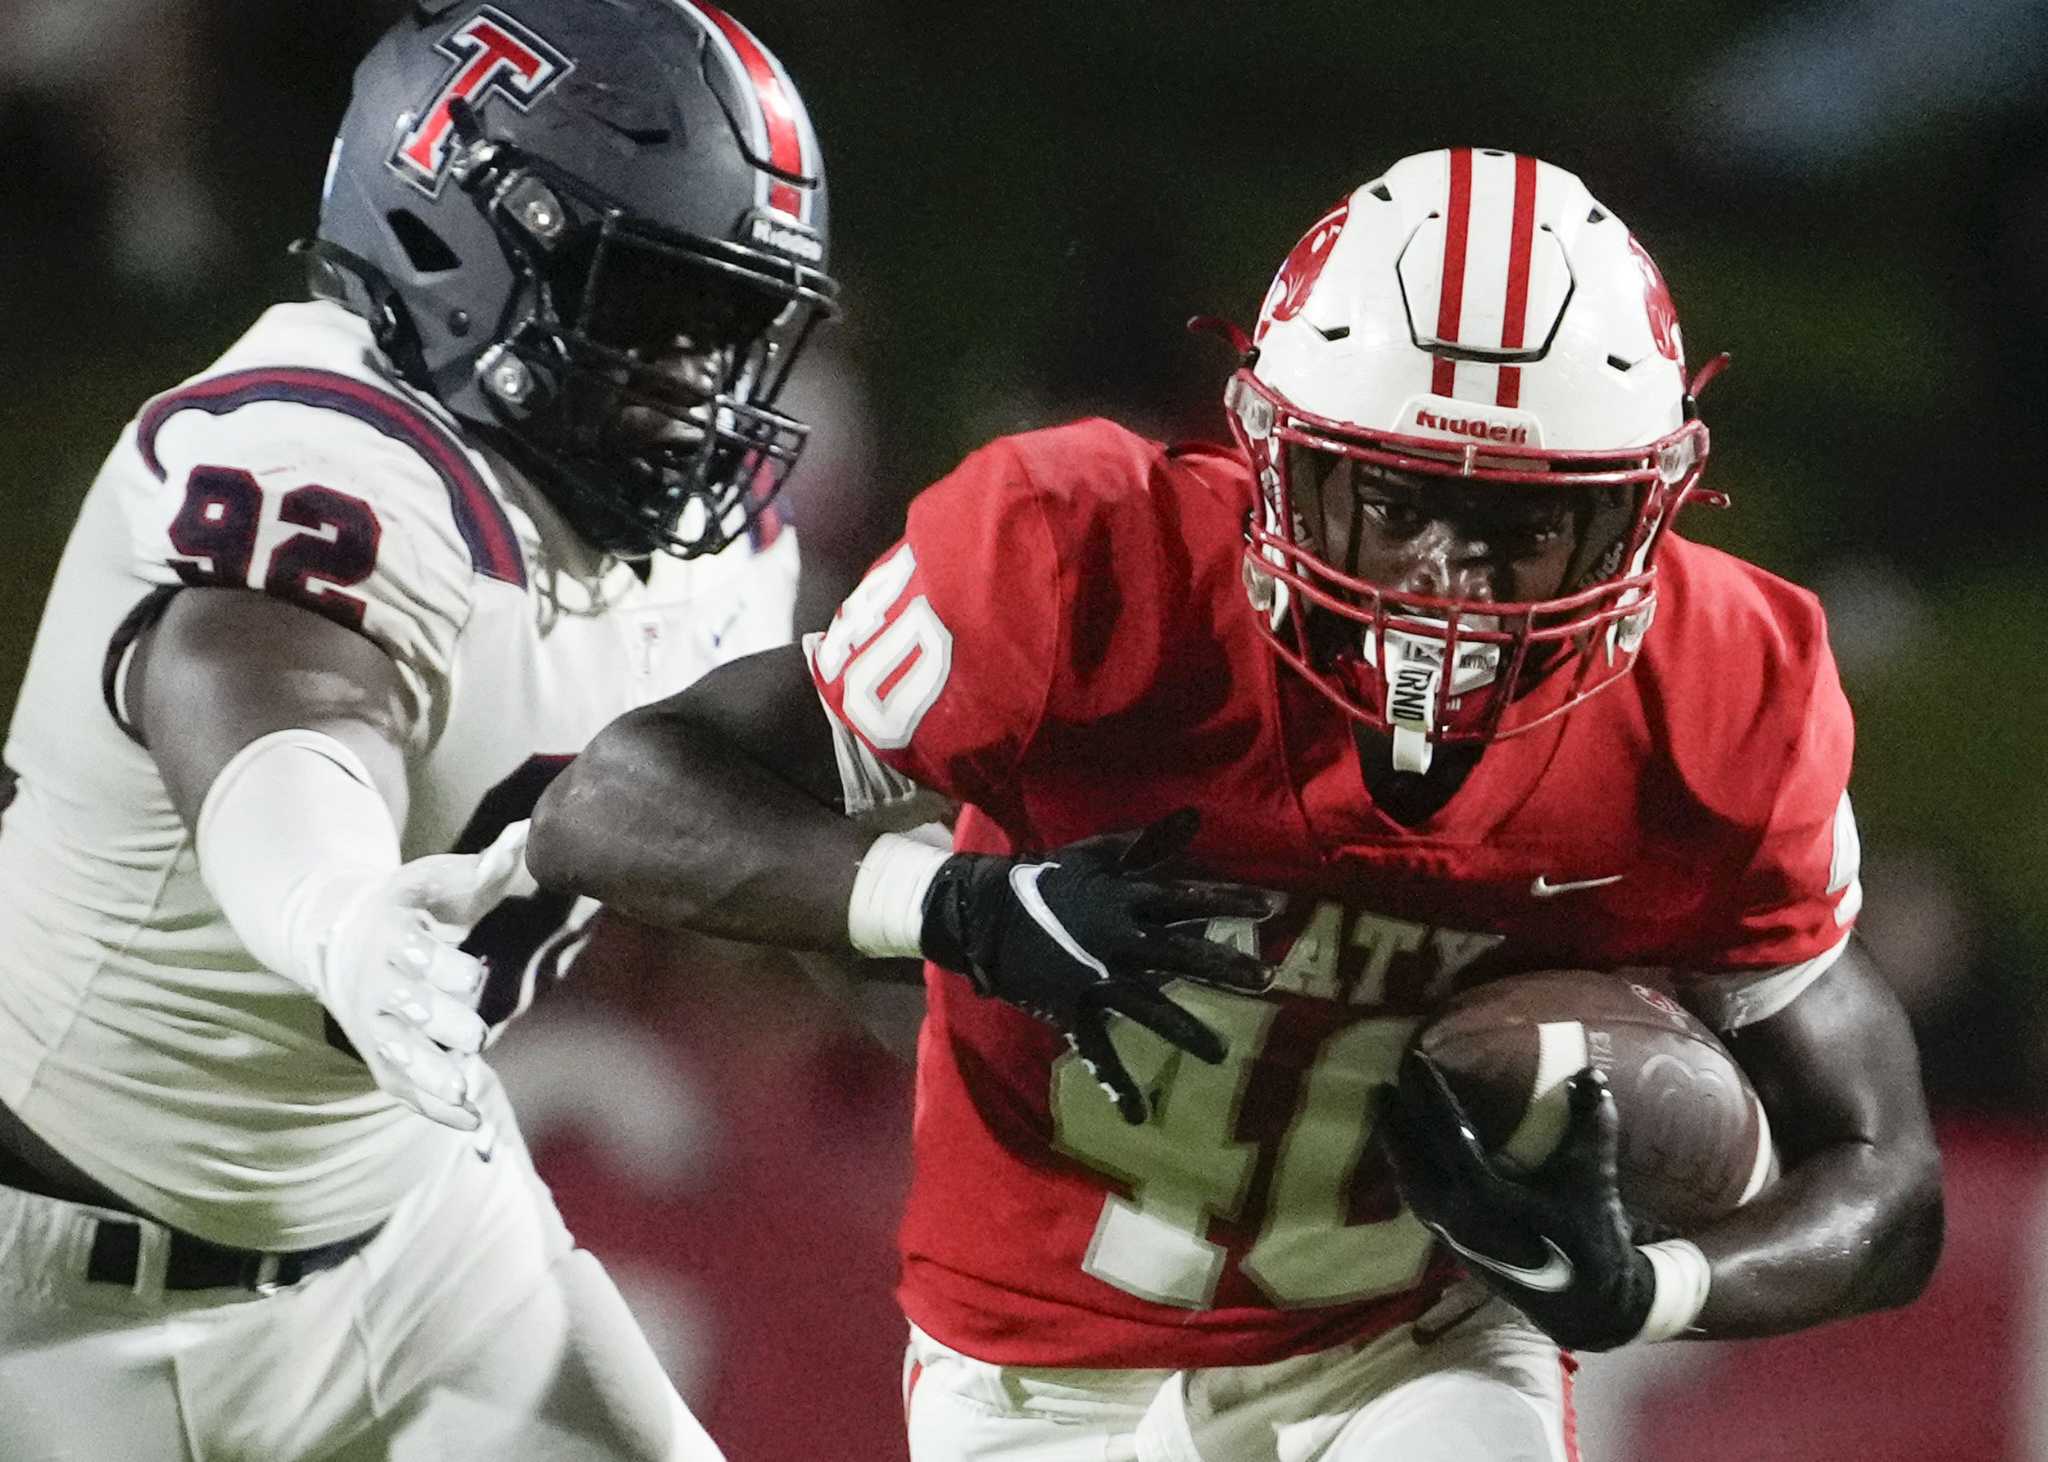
(919, 809, 1277, 1124)
(1376, 1054, 1654, 1350)
(310, 824, 535, 1132)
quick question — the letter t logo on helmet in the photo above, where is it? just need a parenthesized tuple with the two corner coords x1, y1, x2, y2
(390, 8, 573, 197)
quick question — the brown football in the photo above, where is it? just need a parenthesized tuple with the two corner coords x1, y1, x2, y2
(1412, 969, 1776, 1234)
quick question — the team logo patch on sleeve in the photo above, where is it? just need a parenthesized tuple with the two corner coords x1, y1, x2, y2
(390, 7, 573, 196)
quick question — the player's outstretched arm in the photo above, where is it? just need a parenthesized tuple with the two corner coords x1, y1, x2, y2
(530, 643, 1280, 1121)
(528, 642, 878, 948)
(1381, 942, 1942, 1348)
(132, 588, 517, 1131)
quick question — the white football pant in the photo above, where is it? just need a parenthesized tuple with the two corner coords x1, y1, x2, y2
(904, 1283, 1576, 1462)
(0, 1074, 719, 1461)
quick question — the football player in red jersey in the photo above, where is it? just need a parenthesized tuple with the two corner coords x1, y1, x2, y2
(529, 149, 1943, 1460)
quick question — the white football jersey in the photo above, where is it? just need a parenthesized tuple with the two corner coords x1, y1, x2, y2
(0, 301, 798, 1250)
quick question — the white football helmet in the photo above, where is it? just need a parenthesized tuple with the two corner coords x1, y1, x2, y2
(1224, 147, 1725, 771)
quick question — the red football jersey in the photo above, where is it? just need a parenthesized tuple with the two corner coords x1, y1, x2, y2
(811, 418, 1858, 1369)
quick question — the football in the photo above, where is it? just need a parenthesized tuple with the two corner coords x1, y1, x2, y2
(1410, 969, 1777, 1233)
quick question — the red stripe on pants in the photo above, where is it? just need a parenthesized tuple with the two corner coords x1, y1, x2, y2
(1561, 1350, 1581, 1461)
(903, 1358, 924, 1421)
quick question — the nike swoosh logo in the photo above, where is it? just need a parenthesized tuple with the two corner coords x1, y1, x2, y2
(1530, 873, 1625, 898)
(1009, 862, 1109, 979)
(1432, 1229, 1576, 1293)
(707, 606, 746, 651)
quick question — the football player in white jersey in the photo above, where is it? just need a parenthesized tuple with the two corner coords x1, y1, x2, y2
(0, 3, 836, 1457)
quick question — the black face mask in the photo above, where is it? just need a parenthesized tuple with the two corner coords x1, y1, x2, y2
(452, 136, 833, 558)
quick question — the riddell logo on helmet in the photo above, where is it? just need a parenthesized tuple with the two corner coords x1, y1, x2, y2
(746, 212, 824, 263)
(390, 8, 573, 197)
(1413, 409, 1528, 445)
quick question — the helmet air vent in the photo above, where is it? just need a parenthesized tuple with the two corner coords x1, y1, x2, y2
(1368, 182, 1393, 203)
(387, 209, 459, 274)
(1606, 354, 1634, 372)
(589, 115, 673, 147)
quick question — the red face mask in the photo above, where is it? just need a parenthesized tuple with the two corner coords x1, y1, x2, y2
(1226, 363, 1721, 771)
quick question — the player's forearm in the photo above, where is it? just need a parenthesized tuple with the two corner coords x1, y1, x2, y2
(529, 701, 873, 952)
(1686, 1132, 1943, 1339)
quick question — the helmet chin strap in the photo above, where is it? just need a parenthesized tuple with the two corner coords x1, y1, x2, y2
(1360, 624, 1503, 775)
(1383, 634, 1440, 774)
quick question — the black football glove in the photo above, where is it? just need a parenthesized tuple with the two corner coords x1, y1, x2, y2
(920, 809, 1276, 1124)
(1376, 1053, 1654, 1351)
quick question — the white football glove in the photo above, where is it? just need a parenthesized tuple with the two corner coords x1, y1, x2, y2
(297, 824, 536, 1131)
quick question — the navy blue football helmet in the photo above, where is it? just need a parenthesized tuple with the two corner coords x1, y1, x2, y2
(310, 0, 837, 557)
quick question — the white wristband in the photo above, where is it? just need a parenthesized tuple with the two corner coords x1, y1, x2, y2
(847, 832, 951, 958)
(1632, 1238, 1712, 1344)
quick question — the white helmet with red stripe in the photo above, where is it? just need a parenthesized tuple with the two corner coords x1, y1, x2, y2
(1224, 147, 1721, 770)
